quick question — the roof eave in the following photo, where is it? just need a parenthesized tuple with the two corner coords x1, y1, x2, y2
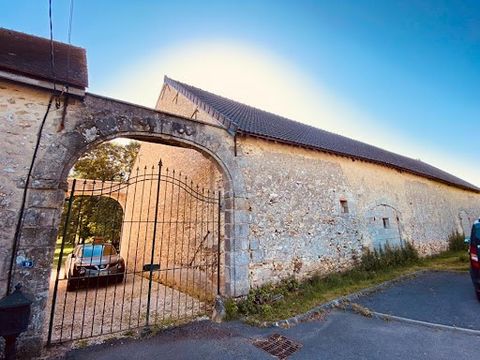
(0, 68, 85, 97)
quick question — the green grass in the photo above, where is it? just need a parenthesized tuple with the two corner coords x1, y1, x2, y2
(52, 238, 74, 268)
(225, 245, 470, 323)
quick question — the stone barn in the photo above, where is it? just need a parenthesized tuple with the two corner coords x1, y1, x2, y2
(140, 76, 480, 286)
(0, 28, 479, 356)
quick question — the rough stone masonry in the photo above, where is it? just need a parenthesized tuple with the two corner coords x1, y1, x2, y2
(0, 79, 250, 357)
(1, 28, 480, 358)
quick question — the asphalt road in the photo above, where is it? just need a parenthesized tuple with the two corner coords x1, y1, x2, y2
(66, 271, 479, 360)
(355, 271, 478, 330)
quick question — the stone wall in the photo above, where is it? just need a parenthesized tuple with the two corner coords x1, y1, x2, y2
(154, 82, 480, 287)
(236, 136, 480, 285)
(0, 79, 80, 355)
(120, 141, 224, 298)
(156, 83, 220, 126)
(0, 78, 249, 356)
(2, 71, 479, 355)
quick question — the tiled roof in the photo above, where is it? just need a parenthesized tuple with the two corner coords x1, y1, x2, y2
(0, 28, 88, 88)
(165, 76, 478, 192)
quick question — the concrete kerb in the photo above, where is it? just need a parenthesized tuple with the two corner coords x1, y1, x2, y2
(368, 311, 480, 336)
(254, 270, 479, 336)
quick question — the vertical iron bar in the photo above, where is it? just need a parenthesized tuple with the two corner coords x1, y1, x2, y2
(171, 171, 183, 321)
(162, 169, 174, 323)
(80, 180, 97, 338)
(217, 191, 221, 295)
(139, 165, 155, 326)
(200, 187, 206, 314)
(191, 185, 199, 317)
(131, 167, 147, 327)
(100, 180, 117, 335)
(205, 190, 211, 309)
(208, 190, 215, 306)
(154, 168, 168, 324)
(119, 170, 137, 330)
(177, 175, 188, 319)
(109, 180, 126, 333)
(47, 179, 76, 346)
(183, 180, 194, 320)
(90, 179, 107, 337)
(136, 166, 149, 327)
(69, 179, 88, 340)
(146, 161, 162, 325)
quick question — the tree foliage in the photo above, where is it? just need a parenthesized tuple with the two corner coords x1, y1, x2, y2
(59, 141, 140, 247)
(72, 141, 140, 181)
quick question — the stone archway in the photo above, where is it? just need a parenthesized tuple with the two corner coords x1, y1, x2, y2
(13, 93, 250, 352)
(365, 202, 403, 249)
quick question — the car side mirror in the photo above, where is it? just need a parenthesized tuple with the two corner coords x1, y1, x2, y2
(464, 237, 471, 245)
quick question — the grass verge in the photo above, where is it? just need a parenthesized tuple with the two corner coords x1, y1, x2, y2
(225, 246, 469, 323)
(53, 238, 74, 268)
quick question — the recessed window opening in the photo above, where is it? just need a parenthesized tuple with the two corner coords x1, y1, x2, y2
(383, 217, 390, 229)
(340, 200, 349, 214)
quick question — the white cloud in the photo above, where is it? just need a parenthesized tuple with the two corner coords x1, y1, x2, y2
(95, 40, 479, 187)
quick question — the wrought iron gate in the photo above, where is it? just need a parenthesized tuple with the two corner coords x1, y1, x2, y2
(47, 162, 222, 344)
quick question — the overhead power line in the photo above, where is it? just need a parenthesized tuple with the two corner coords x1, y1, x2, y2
(6, 0, 75, 295)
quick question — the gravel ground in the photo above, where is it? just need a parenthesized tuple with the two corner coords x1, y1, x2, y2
(46, 270, 206, 343)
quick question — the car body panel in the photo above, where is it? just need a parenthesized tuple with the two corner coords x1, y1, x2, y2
(65, 243, 125, 284)
(468, 221, 480, 297)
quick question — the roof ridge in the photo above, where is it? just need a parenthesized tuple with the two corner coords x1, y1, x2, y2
(0, 27, 85, 50)
(161, 76, 479, 193)
(164, 77, 435, 165)
(164, 76, 238, 134)
(165, 75, 322, 131)
(165, 76, 367, 143)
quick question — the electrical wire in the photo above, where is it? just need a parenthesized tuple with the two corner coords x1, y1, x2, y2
(68, 0, 74, 44)
(6, 96, 54, 296)
(49, 0, 56, 92)
(5, 0, 73, 295)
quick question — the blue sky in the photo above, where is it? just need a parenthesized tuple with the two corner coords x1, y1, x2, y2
(1, 0, 479, 186)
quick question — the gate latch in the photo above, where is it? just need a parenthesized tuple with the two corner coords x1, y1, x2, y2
(143, 264, 160, 272)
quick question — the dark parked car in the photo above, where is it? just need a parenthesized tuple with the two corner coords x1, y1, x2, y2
(65, 243, 125, 291)
(466, 220, 480, 301)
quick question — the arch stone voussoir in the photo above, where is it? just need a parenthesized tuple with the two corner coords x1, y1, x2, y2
(46, 94, 247, 292)
(16, 93, 250, 355)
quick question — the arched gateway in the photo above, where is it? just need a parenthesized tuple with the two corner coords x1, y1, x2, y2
(12, 93, 250, 349)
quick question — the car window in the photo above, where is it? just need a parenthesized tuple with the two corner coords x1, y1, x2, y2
(471, 223, 480, 242)
(81, 244, 116, 258)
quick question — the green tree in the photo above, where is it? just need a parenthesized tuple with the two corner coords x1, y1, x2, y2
(72, 141, 140, 181)
(58, 141, 140, 248)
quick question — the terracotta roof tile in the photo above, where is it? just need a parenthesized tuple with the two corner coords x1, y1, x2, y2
(165, 76, 479, 192)
(0, 28, 88, 88)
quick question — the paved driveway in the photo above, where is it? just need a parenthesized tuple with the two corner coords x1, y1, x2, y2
(67, 311, 477, 360)
(65, 271, 479, 360)
(355, 271, 478, 330)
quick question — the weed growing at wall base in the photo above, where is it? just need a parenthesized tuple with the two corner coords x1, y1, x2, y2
(448, 231, 468, 252)
(225, 242, 468, 323)
(360, 242, 419, 272)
